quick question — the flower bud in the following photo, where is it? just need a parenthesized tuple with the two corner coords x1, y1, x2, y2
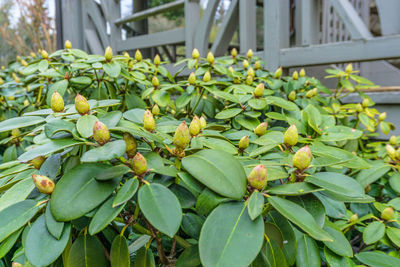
(203, 71, 211, 82)
(30, 156, 45, 170)
(390, 135, 397, 145)
(173, 121, 190, 151)
(12, 262, 23, 267)
(104, 46, 113, 62)
(192, 48, 200, 59)
(231, 48, 237, 58)
(135, 49, 142, 62)
(288, 91, 296, 101)
(32, 174, 55, 194)
(30, 52, 36, 58)
(188, 72, 196, 85)
(381, 207, 394, 221)
(123, 132, 137, 158)
(284, 124, 298, 146)
(254, 83, 264, 98)
(123, 52, 130, 58)
(21, 60, 28, 67)
(247, 49, 253, 59)
(247, 164, 267, 190)
(93, 121, 110, 145)
(293, 146, 311, 170)
(349, 213, 358, 223)
(299, 68, 306, 77)
(11, 128, 20, 137)
(345, 63, 353, 73)
(143, 109, 155, 132)
(152, 75, 160, 87)
(51, 91, 64, 112)
(239, 135, 249, 150)
(356, 103, 363, 112)
(75, 94, 90, 115)
(189, 116, 201, 136)
(200, 116, 207, 129)
(207, 51, 214, 64)
(254, 60, 261, 70)
(254, 122, 267, 136)
(292, 71, 299, 80)
(154, 54, 161, 66)
(152, 104, 160, 116)
(306, 88, 318, 98)
(274, 67, 282, 79)
(243, 60, 249, 69)
(386, 144, 397, 160)
(128, 60, 134, 69)
(132, 153, 147, 175)
(362, 98, 370, 107)
(65, 40, 72, 49)
(247, 67, 255, 78)
(0, 77, 3, 85)
(41, 50, 48, 59)
(246, 75, 253, 85)
(379, 112, 387, 121)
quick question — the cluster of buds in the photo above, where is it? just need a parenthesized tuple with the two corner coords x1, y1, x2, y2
(32, 174, 55, 194)
(306, 88, 318, 98)
(253, 83, 264, 98)
(30, 156, 46, 170)
(293, 146, 311, 171)
(189, 115, 201, 136)
(386, 144, 400, 162)
(381, 207, 394, 221)
(284, 124, 298, 147)
(51, 91, 64, 112)
(132, 152, 147, 176)
(123, 132, 137, 158)
(247, 164, 267, 190)
(75, 94, 90, 115)
(93, 121, 110, 145)
(254, 122, 267, 137)
(143, 110, 156, 132)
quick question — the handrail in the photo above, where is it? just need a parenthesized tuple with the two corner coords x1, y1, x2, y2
(114, 0, 184, 25)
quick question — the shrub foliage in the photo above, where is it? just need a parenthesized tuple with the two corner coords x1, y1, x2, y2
(0, 45, 399, 267)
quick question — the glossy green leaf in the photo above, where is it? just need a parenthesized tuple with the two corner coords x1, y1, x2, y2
(81, 140, 126, 162)
(0, 200, 39, 242)
(25, 215, 71, 267)
(176, 245, 201, 267)
(322, 225, 353, 257)
(268, 196, 332, 241)
(103, 61, 121, 78)
(68, 234, 108, 267)
(247, 191, 264, 220)
(0, 227, 23, 259)
(215, 108, 242, 119)
(89, 196, 126, 235)
(386, 227, 400, 247)
(0, 177, 35, 212)
(76, 115, 98, 138)
(46, 79, 69, 105)
(0, 116, 45, 133)
(199, 202, 264, 267)
(389, 173, 400, 194)
(264, 238, 288, 267)
(113, 178, 139, 207)
(50, 163, 119, 221)
(134, 247, 155, 267)
(138, 183, 182, 238)
(324, 246, 352, 267)
(44, 118, 78, 138)
(182, 149, 247, 200)
(110, 235, 130, 267)
(267, 182, 322, 196)
(266, 96, 297, 111)
(296, 234, 320, 267)
(45, 202, 64, 240)
(363, 221, 385, 245)
(195, 188, 230, 216)
(355, 251, 400, 267)
(182, 213, 205, 239)
(288, 194, 326, 227)
(356, 161, 390, 187)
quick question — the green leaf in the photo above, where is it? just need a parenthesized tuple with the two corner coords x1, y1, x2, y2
(18, 139, 84, 162)
(202, 138, 237, 155)
(44, 118, 78, 138)
(152, 90, 171, 107)
(296, 234, 320, 267)
(81, 140, 126, 162)
(103, 61, 121, 78)
(134, 247, 155, 267)
(306, 172, 364, 198)
(22, 63, 38, 75)
(25, 215, 71, 267)
(363, 221, 385, 245)
(170, 184, 196, 209)
(50, 163, 119, 221)
(99, 111, 122, 128)
(266, 96, 297, 111)
(268, 196, 332, 241)
(356, 161, 390, 187)
(389, 173, 400, 194)
(0, 200, 39, 242)
(322, 225, 353, 257)
(182, 149, 247, 200)
(113, 178, 139, 207)
(320, 126, 362, 142)
(45, 203, 64, 240)
(0, 116, 45, 133)
(112, 126, 164, 143)
(123, 108, 145, 124)
(215, 108, 242, 119)
(247, 191, 264, 220)
(76, 115, 98, 138)
(267, 182, 322, 196)
(324, 246, 352, 267)
(138, 183, 182, 238)
(89, 196, 126, 235)
(212, 90, 240, 103)
(69, 76, 92, 87)
(182, 213, 204, 239)
(177, 245, 201, 267)
(95, 164, 131, 181)
(248, 99, 268, 110)
(0, 227, 23, 259)
(289, 194, 326, 227)
(68, 234, 108, 267)
(195, 188, 230, 216)
(263, 238, 288, 267)
(355, 251, 400, 267)
(46, 79, 69, 106)
(199, 202, 264, 267)
(0, 177, 35, 212)
(110, 235, 130, 267)
(386, 227, 400, 247)
(38, 59, 49, 72)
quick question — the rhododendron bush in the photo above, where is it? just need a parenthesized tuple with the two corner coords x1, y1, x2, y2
(0, 43, 400, 267)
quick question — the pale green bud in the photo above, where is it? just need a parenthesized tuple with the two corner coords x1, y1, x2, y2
(207, 51, 214, 64)
(231, 48, 237, 58)
(293, 146, 311, 170)
(381, 207, 394, 221)
(93, 121, 110, 145)
(192, 48, 200, 59)
(254, 60, 261, 70)
(299, 68, 306, 77)
(292, 71, 299, 80)
(247, 49, 253, 59)
(75, 94, 90, 115)
(154, 54, 161, 66)
(254, 122, 267, 136)
(123, 132, 137, 158)
(390, 135, 397, 146)
(30, 156, 46, 170)
(152, 75, 160, 87)
(288, 91, 296, 101)
(284, 124, 298, 146)
(65, 40, 72, 49)
(203, 71, 211, 82)
(345, 63, 353, 73)
(189, 115, 201, 136)
(200, 116, 207, 129)
(41, 50, 48, 59)
(254, 83, 264, 98)
(386, 144, 397, 160)
(243, 60, 249, 69)
(247, 164, 267, 190)
(32, 174, 55, 194)
(239, 135, 249, 150)
(135, 49, 142, 62)
(132, 153, 147, 175)
(152, 104, 160, 116)
(143, 109, 156, 132)
(379, 112, 387, 121)
(274, 67, 282, 79)
(51, 91, 64, 112)
(105, 46, 113, 61)
(173, 121, 190, 151)
(247, 67, 255, 78)
(188, 72, 196, 85)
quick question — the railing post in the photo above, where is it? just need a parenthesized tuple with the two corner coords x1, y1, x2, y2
(185, 0, 200, 58)
(57, 0, 84, 50)
(295, 0, 320, 46)
(108, 0, 121, 52)
(133, 0, 150, 57)
(239, 0, 256, 53)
